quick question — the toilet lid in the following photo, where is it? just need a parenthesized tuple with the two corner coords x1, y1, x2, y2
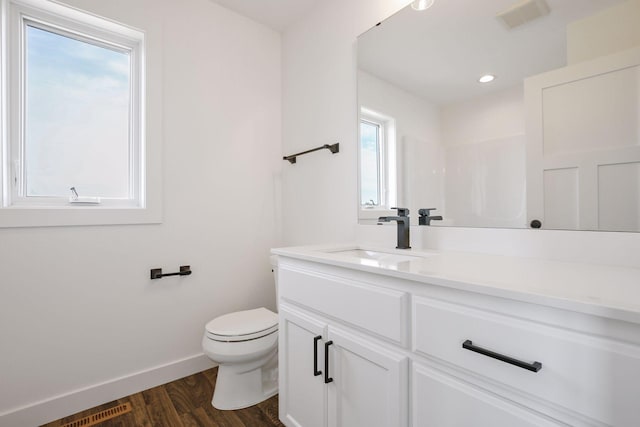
(205, 307, 278, 342)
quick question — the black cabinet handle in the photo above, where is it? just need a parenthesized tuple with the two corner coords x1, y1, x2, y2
(313, 335, 322, 377)
(462, 340, 542, 373)
(324, 340, 334, 383)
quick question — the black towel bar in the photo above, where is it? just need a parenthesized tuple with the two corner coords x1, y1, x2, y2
(150, 265, 192, 280)
(283, 143, 339, 164)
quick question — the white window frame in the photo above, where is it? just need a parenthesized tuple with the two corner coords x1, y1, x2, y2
(0, 0, 161, 227)
(360, 117, 384, 208)
(358, 107, 397, 221)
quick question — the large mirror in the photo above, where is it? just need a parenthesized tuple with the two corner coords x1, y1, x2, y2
(357, 0, 640, 231)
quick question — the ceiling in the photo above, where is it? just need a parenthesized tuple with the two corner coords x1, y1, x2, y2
(358, 0, 624, 106)
(209, 0, 320, 31)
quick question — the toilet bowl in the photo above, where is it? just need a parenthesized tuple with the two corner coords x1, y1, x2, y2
(202, 307, 279, 410)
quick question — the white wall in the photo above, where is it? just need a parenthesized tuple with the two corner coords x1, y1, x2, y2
(567, 0, 640, 64)
(440, 86, 524, 148)
(281, 0, 640, 268)
(281, 0, 411, 245)
(0, 0, 282, 425)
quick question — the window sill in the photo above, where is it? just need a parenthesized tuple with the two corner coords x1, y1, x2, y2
(359, 207, 397, 222)
(0, 204, 161, 228)
(7, 198, 140, 208)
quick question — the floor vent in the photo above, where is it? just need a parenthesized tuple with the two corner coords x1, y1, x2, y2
(59, 403, 132, 427)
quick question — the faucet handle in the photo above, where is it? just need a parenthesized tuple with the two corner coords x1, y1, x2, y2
(418, 208, 437, 216)
(391, 207, 410, 217)
(418, 208, 443, 226)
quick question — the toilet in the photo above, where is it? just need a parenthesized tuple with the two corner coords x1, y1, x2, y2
(202, 307, 279, 410)
(202, 257, 280, 410)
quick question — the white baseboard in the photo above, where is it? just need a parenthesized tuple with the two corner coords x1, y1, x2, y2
(0, 353, 215, 427)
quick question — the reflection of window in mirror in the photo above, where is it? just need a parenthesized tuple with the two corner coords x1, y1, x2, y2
(359, 108, 396, 218)
(360, 119, 382, 207)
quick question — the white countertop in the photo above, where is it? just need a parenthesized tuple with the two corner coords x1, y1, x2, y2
(271, 244, 640, 324)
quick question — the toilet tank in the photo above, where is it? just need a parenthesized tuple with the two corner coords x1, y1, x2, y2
(270, 255, 279, 312)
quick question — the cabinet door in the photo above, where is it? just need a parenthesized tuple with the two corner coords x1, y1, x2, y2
(279, 305, 328, 427)
(326, 327, 409, 427)
(413, 364, 561, 427)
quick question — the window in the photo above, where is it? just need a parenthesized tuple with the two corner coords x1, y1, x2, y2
(360, 119, 381, 207)
(359, 108, 396, 216)
(0, 0, 158, 227)
(24, 25, 132, 200)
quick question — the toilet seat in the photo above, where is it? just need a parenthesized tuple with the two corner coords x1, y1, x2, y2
(205, 307, 278, 342)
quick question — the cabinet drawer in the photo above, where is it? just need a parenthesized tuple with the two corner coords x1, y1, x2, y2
(279, 267, 408, 344)
(413, 296, 640, 427)
(413, 364, 560, 427)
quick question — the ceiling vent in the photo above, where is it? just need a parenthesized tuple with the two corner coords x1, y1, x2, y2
(497, 0, 550, 30)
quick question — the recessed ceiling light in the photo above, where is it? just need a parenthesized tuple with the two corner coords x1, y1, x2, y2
(478, 74, 496, 83)
(411, 0, 435, 11)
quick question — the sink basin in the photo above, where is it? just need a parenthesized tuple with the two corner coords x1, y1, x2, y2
(328, 249, 421, 263)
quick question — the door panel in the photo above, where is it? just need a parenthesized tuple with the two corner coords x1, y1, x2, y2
(280, 305, 328, 427)
(327, 327, 408, 427)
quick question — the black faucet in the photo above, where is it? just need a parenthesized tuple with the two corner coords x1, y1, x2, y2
(378, 207, 411, 249)
(418, 208, 443, 226)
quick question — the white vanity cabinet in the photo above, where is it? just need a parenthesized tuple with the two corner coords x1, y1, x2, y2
(274, 251, 640, 427)
(279, 304, 409, 427)
(278, 267, 409, 427)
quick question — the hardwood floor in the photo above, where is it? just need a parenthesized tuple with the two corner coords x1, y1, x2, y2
(41, 368, 285, 427)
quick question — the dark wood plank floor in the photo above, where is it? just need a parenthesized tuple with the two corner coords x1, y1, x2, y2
(41, 367, 285, 427)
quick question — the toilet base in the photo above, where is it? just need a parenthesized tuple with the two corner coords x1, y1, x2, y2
(212, 347, 278, 410)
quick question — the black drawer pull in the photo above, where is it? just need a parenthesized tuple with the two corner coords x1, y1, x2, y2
(313, 335, 322, 377)
(324, 340, 334, 383)
(462, 340, 542, 373)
